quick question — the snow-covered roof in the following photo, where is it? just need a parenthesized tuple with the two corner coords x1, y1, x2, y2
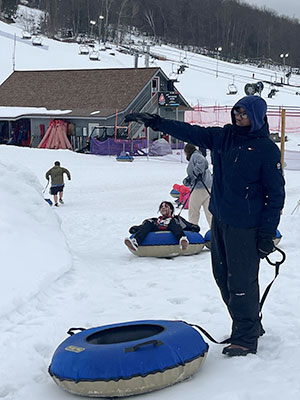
(0, 106, 71, 119)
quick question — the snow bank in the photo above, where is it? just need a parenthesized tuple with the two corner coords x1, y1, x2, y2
(0, 160, 71, 318)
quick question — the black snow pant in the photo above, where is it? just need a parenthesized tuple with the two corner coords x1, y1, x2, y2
(134, 219, 185, 245)
(211, 217, 261, 351)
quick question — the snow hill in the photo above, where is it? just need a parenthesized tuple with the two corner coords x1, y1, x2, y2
(1, 18, 300, 107)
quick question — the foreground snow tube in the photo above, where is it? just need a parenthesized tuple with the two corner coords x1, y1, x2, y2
(49, 320, 209, 398)
(204, 229, 282, 249)
(129, 230, 205, 257)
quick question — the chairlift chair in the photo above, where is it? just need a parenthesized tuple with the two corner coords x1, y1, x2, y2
(79, 44, 89, 55)
(227, 83, 238, 95)
(22, 30, 31, 39)
(227, 76, 238, 95)
(268, 88, 278, 98)
(89, 50, 100, 61)
(32, 35, 43, 46)
(177, 64, 186, 74)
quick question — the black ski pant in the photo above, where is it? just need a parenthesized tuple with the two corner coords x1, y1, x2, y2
(134, 219, 185, 245)
(211, 217, 261, 351)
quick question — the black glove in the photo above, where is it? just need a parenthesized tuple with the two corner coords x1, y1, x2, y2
(182, 176, 191, 187)
(257, 233, 275, 259)
(129, 225, 140, 234)
(124, 113, 161, 131)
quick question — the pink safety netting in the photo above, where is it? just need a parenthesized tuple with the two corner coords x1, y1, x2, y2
(185, 105, 300, 134)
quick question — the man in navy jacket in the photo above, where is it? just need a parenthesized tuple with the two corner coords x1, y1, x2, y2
(125, 95, 285, 356)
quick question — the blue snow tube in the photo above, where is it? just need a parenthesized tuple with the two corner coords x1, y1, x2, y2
(49, 320, 208, 397)
(274, 229, 282, 245)
(116, 155, 134, 162)
(204, 230, 211, 249)
(129, 230, 205, 257)
(170, 189, 180, 198)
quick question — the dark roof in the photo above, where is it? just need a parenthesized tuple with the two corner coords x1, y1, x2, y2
(0, 68, 161, 118)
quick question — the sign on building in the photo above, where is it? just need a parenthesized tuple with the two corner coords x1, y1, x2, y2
(158, 92, 180, 107)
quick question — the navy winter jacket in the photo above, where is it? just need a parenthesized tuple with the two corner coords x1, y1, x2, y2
(158, 96, 285, 235)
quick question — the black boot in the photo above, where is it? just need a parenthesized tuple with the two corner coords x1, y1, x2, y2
(222, 345, 256, 357)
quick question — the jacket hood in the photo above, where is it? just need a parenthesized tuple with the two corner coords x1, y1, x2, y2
(231, 95, 267, 133)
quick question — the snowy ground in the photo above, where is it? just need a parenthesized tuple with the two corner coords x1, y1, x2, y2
(1, 12, 300, 400)
(0, 143, 300, 400)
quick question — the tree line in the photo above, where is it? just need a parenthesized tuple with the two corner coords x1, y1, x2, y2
(1, 0, 300, 67)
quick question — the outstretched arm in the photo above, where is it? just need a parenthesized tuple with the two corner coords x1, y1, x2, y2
(125, 112, 219, 150)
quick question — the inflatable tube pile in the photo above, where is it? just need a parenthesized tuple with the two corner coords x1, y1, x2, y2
(129, 230, 205, 257)
(49, 320, 209, 398)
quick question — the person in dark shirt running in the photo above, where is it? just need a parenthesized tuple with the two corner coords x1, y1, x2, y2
(45, 161, 71, 207)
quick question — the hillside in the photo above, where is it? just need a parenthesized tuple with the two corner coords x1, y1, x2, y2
(1, 19, 300, 108)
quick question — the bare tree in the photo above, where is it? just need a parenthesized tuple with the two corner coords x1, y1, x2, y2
(115, 0, 129, 46)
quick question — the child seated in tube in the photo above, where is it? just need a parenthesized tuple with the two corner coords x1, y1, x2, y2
(124, 201, 200, 252)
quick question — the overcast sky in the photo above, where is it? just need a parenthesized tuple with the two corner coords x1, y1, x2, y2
(243, 0, 300, 19)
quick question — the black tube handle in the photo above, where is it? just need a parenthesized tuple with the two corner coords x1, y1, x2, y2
(266, 246, 286, 266)
(124, 339, 163, 353)
(67, 327, 86, 336)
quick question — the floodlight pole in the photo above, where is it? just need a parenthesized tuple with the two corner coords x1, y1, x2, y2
(280, 53, 289, 83)
(216, 46, 222, 78)
(98, 15, 104, 44)
(90, 20, 96, 38)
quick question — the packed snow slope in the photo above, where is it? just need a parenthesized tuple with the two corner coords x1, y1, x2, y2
(0, 141, 300, 400)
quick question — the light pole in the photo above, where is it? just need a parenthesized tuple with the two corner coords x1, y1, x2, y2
(280, 53, 289, 83)
(90, 20, 96, 38)
(216, 46, 222, 78)
(98, 15, 104, 44)
(280, 53, 289, 70)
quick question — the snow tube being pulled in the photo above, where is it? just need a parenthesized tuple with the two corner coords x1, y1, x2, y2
(49, 319, 209, 398)
(129, 230, 205, 257)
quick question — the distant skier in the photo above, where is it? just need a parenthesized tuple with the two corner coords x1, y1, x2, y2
(45, 161, 71, 207)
